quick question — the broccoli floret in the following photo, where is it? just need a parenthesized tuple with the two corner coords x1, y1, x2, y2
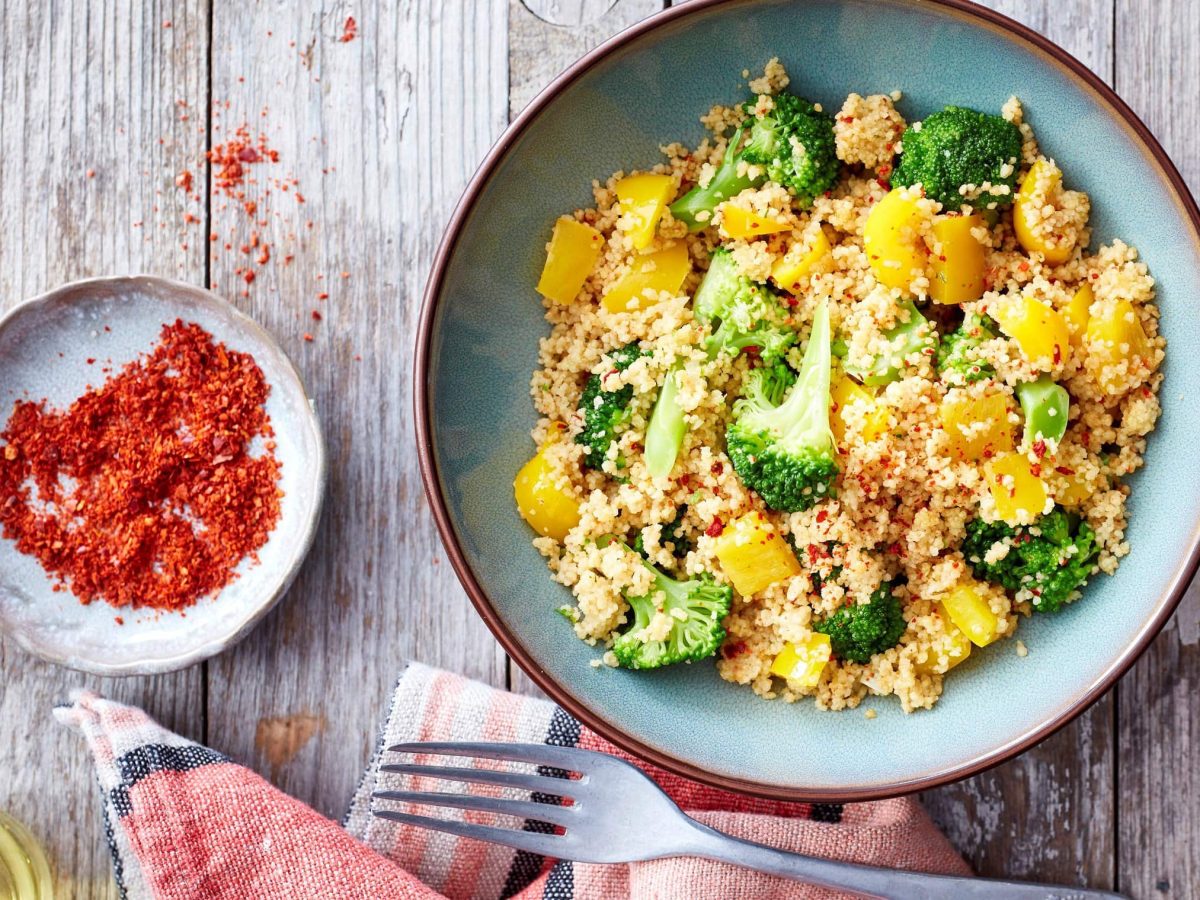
(740, 92, 839, 207)
(612, 558, 733, 670)
(669, 92, 838, 230)
(814, 582, 906, 664)
(633, 510, 692, 561)
(892, 106, 1022, 212)
(937, 313, 997, 385)
(844, 300, 936, 386)
(694, 249, 795, 362)
(962, 507, 1099, 613)
(726, 300, 837, 512)
(576, 342, 644, 470)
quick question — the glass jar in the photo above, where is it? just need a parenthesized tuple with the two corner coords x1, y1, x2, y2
(0, 812, 52, 900)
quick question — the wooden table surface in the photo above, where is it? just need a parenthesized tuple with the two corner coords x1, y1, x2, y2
(0, 1, 1195, 897)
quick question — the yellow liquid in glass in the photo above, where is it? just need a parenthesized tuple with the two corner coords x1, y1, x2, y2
(0, 813, 52, 900)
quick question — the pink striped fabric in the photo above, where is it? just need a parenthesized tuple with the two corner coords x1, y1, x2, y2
(56, 662, 970, 899)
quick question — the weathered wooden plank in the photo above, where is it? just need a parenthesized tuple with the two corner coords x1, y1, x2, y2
(921, 1, 1117, 888)
(1114, 0, 1200, 895)
(505, 0, 663, 697)
(0, 2, 209, 898)
(202, 0, 510, 822)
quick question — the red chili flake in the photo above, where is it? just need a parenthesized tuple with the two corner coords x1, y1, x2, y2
(85, 358, 96, 366)
(816, 509, 828, 524)
(710, 462, 723, 475)
(1055, 466, 1076, 476)
(1030, 463, 1042, 477)
(339, 16, 358, 42)
(242, 271, 256, 285)
(784, 295, 799, 308)
(705, 518, 725, 538)
(1032, 438, 1047, 459)
(86, 169, 96, 179)
(678, 474, 692, 488)
(182, 212, 200, 224)
(887, 541, 903, 556)
(317, 292, 329, 301)
(0, 322, 282, 611)
(721, 641, 747, 660)
(114, 616, 124, 625)
(302, 333, 314, 343)
(1052, 344, 1062, 366)
(311, 310, 322, 321)
(839, 116, 855, 123)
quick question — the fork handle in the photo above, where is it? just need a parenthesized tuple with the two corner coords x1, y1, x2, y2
(678, 820, 1125, 899)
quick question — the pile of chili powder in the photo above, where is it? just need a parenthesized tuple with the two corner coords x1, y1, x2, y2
(0, 321, 283, 612)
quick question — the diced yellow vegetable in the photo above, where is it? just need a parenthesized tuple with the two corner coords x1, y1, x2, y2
(601, 242, 691, 313)
(831, 375, 889, 445)
(1065, 283, 1093, 348)
(985, 452, 1048, 525)
(938, 390, 1014, 462)
(615, 173, 675, 250)
(769, 633, 832, 687)
(941, 583, 1000, 648)
(720, 204, 791, 240)
(713, 511, 802, 597)
(536, 217, 604, 305)
(1013, 159, 1077, 265)
(1084, 298, 1154, 396)
(770, 227, 832, 292)
(863, 188, 930, 292)
(915, 604, 974, 674)
(513, 445, 580, 541)
(929, 214, 986, 304)
(1051, 468, 1095, 508)
(991, 294, 1071, 367)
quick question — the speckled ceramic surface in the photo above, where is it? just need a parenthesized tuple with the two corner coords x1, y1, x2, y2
(419, 0, 1200, 798)
(0, 276, 326, 675)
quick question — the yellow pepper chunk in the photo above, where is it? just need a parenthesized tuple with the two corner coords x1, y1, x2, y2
(1051, 468, 1095, 509)
(720, 203, 791, 240)
(863, 188, 930, 292)
(929, 214, 986, 304)
(1013, 159, 1079, 265)
(915, 603, 974, 674)
(985, 452, 1048, 525)
(713, 511, 802, 597)
(536, 216, 604, 305)
(831, 375, 889, 446)
(770, 227, 832, 292)
(1065, 283, 1093, 348)
(513, 444, 580, 541)
(1084, 298, 1154, 396)
(615, 173, 675, 250)
(941, 583, 1000, 648)
(601, 241, 691, 313)
(769, 633, 832, 687)
(938, 390, 1014, 462)
(991, 294, 1071, 367)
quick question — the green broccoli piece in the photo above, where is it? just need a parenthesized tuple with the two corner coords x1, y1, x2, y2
(892, 106, 1023, 213)
(814, 582, 906, 663)
(633, 510, 692, 561)
(937, 313, 997, 385)
(694, 249, 795, 362)
(844, 300, 936, 386)
(739, 92, 839, 207)
(962, 507, 1099, 613)
(726, 300, 837, 512)
(612, 558, 733, 670)
(669, 92, 838, 230)
(576, 342, 644, 470)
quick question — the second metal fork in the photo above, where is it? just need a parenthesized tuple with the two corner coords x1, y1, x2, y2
(372, 741, 1124, 900)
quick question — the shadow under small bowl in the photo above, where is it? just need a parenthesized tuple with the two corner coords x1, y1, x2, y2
(418, 0, 1200, 799)
(0, 276, 326, 676)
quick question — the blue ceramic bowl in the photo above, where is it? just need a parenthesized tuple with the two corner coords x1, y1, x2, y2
(417, 0, 1200, 799)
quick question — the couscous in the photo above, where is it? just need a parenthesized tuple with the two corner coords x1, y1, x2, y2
(514, 60, 1164, 712)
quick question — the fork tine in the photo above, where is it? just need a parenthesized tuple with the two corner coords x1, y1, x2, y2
(386, 740, 602, 772)
(373, 790, 576, 827)
(372, 809, 565, 857)
(379, 763, 578, 798)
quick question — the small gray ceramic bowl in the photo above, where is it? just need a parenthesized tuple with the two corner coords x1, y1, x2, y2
(418, 0, 1200, 800)
(0, 276, 326, 675)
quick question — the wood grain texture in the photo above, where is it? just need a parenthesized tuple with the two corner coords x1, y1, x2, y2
(202, 0, 510, 822)
(920, 1, 1118, 889)
(1114, 0, 1200, 895)
(0, 3, 209, 898)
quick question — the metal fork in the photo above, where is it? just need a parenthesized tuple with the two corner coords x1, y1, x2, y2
(372, 742, 1124, 899)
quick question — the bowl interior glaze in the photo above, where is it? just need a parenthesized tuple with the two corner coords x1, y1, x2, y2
(422, 0, 1200, 797)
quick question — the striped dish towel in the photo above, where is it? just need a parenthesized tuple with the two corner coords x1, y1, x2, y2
(56, 662, 970, 899)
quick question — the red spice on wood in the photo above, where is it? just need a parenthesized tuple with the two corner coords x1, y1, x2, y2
(339, 16, 358, 42)
(0, 321, 283, 611)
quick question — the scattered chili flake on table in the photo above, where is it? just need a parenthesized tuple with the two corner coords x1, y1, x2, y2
(339, 16, 357, 42)
(0, 321, 283, 611)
